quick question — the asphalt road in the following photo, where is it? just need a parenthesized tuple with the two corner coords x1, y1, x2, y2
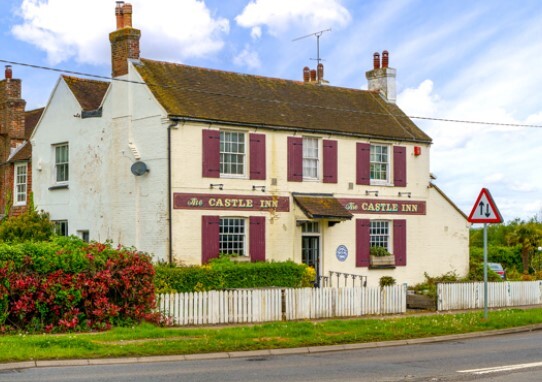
(1, 329, 542, 382)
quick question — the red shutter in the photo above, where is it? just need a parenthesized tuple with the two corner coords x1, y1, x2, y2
(393, 219, 407, 266)
(393, 146, 407, 187)
(356, 219, 370, 267)
(356, 143, 370, 185)
(287, 136, 303, 182)
(323, 139, 338, 183)
(202, 130, 220, 178)
(250, 133, 266, 180)
(249, 216, 266, 262)
(202, 216, 220, 263)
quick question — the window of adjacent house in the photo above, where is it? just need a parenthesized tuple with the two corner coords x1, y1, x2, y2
(54, 220, 69, 236)
(54, 143, 69, 183)
(370, 220, 390, 250)
(219, 217, 246, 256)
(370, 144, 389, 183)
(302, 137, 319, 179)
(220, 131, 245, 176)
(78, 230, 90, 242)
(14, 162, 27, 205)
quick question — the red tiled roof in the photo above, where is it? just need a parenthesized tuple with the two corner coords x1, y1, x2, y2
(134, 58, 432, 143)
(62, 76, 109, 111)
(24, 107, 44, 139)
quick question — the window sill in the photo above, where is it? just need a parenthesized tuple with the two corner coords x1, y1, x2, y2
(369, 265, 396, 270)
(49, 184, 69, 190)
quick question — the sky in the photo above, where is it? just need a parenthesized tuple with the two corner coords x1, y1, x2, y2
(1, 0, 542, 222)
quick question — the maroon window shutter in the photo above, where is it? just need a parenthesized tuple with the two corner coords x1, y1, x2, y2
(249, 216, 266, 262)
(202, 130, 220, 178)
(250, 133, 266, 180)
(393, 146, 407, 187)
(323, 139, 338, 183)
(202, 216, 220, 263)
(287, 136, 303, 182)
(356, 143, 370, 185)
(393, 219, 407, 266)
(356, 219, 371, 267)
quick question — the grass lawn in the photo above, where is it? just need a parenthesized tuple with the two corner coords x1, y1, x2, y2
(1, 308, 542, 363)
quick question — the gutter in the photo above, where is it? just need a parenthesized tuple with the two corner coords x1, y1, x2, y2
(167, 121, 177, 265)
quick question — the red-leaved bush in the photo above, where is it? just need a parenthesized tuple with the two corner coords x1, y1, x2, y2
(0, 237, 165, 333)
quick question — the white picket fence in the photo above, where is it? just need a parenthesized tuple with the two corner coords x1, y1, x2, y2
(157, 285, 407, 326)
(437, 281, 542, 311)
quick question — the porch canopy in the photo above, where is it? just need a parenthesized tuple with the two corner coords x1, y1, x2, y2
(293, 193, 353, 221)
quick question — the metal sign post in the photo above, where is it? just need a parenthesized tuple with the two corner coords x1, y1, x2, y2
(467, 188, 503, 320)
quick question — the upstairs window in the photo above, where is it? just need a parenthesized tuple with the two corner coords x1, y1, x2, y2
(370, 144, 389, 183)
(220, 131, 245, 177)
(54, 143, 69, 183)
(14, 162, 28, 206)
(302, 137, 319, 179)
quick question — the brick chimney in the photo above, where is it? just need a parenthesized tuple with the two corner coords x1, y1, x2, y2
(365, 50, 396, 103)
(109, 2, 141, 77)
(0, 65, 26, 140)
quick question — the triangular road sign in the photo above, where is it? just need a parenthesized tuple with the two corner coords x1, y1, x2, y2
(467, 188, 503, 224)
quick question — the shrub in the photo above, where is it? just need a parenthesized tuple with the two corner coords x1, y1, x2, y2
(370, 246, 392, 257)
(0, 208, 54, 243)
(0, 238, 161, 333)
(155, 258, 313, 293)
(379, 276, 396, 288)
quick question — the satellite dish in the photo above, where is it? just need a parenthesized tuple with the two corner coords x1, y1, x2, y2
(131, 161, 149, 176)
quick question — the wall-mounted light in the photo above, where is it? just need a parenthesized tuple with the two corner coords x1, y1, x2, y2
(252, 185, 266, 192)
(398, 192, 411, 198)
(365, 190, 379, 197)
(210, 183, 223, 190)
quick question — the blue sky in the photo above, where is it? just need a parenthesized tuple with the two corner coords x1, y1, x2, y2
(1, 0, 542, 222)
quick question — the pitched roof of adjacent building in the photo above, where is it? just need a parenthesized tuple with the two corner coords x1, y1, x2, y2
(134, 58, 432, 144)
(9, 107, 44, 162)
(62, 76, 110, 111)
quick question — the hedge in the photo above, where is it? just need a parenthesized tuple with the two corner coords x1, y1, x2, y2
(0, 237, 161, 333)
(155, 257, 315, 293)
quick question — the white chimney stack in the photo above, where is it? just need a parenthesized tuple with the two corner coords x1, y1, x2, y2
(365, 50, 396, 103)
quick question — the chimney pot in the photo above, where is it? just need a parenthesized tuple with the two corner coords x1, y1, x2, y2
(373, 52, 380, 69)
(115, 1, 125, 29)
(382, 50, 389, 68)
(310, 69, 317, 82)
(122, 3, 133, 28)
(5, 65, 12, 79)
(317, 63, 324, 82)
(303, 66, 310, 82)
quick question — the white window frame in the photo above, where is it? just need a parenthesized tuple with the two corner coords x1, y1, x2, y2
(78, 230, 90, 242)
(219, 217, 247, 256)
(13, 162, 28, 206)
(53, 143, 69, 184)
(302, 136, 319, 180)
(220, 130, 246, 178)
(370, 220, 391, 251)
(370, 144, 390, 185)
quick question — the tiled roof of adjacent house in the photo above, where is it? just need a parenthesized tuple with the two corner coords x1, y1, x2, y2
(9, 107, 45, 162)
(62, 76, 110, 111)
(134, 58, 432, 143)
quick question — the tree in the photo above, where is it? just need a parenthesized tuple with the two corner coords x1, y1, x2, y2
(0, 197, 54, 243)
(505, 221, 542, 273)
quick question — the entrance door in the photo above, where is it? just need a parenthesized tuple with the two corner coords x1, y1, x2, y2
(302, 235, 320, 282)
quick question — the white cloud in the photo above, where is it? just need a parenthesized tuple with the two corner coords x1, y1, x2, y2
(233, 46, 261, 69)
(397, 79, 439, 118)
(250, 26, 262, 39)
(11, 0, 229, 65)
(235, 0, 351, 36)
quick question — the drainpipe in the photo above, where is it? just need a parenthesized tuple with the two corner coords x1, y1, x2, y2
(167, 121, 177, 265)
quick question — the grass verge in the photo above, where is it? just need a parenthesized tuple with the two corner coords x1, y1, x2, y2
(1, 308, 542, 363)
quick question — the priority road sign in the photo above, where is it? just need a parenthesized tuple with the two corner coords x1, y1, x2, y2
(467, 188, 503, 224)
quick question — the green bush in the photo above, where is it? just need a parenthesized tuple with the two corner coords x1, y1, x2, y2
(370, 246, 392, 257)
(0, 208, 54, 243)
(155, 257, 313, 293)
(379, 276, 396, 288)
(0, 238, 161, 333)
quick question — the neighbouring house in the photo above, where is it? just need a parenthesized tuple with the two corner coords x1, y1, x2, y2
(31, 2, 469, 286)
(0, 65, 44, 218)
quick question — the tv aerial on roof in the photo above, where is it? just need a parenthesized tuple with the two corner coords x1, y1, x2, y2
(292, 28, 332, 66)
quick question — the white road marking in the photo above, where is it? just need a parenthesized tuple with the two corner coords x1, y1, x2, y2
(459, 361, 542, 375)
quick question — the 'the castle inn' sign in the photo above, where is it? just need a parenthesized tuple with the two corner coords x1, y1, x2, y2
(173, 193, 290, 212)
